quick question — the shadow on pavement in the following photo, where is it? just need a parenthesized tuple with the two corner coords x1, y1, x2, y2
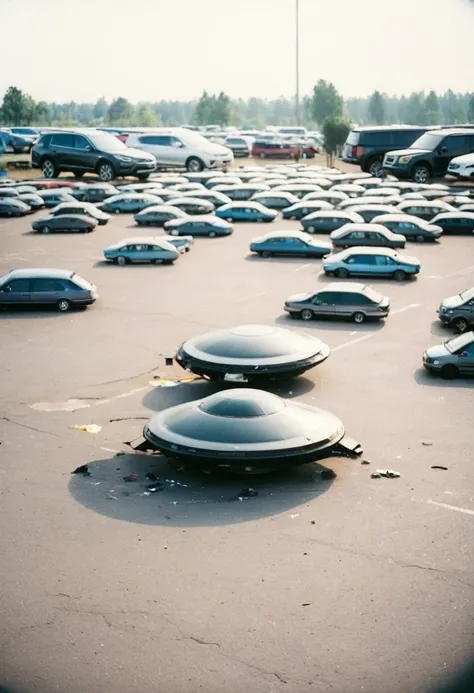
(273, 313, 385, 333)
(244, 253, 322, 266)
(69, 452, 336, 527)
(414, 368, 473, 388)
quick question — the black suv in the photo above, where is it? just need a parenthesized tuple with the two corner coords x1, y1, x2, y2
(341, 126, 432, 177)
(383, 128, 474, 183)
(31, 129, 156, 181)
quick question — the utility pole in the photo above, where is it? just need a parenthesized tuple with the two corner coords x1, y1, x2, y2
(295, 0, 300, 125)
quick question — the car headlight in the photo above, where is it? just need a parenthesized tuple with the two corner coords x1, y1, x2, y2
(399, 155, 414, 164)
(116, 155, 132, 162)
(448, 164, 459, 170)
(445, 310, 454, 315)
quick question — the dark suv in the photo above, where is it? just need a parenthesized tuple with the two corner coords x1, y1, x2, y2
(31, 129, 156, 181)
(342, 126, 431, 177)
(383, 128, 474, 183)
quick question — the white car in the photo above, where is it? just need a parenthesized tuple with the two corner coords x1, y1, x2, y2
(447, 153, 474, 179)
(126, 128, 234, 172)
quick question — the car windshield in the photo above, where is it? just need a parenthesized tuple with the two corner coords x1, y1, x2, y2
(409, 132, 444, 150)
(363, 287, 383, 302)
(459, 287, 474, 301)
(87, 133, 127, 151)
(72, 274, 93, 290)
(444, 333, 473, 353)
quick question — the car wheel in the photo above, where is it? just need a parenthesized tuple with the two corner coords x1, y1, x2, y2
(352, 312, 365, 324)
(300, 309, 313, 321)
(41, 226, 51, 234)
(440, 364, 458, 380)
(74, 171, 85, 179)
(412, 164, 431, 184)
(42, 158, 57, 179)
(368, 159, 383, 177)
(115, 209, 120, 214)
(98, 162, 115, 182)
(186, 157, 204, 172)
(306, 226, 315, 233)
(116, 256, 127, 266)
(452, 317, 469, 333)
(57, 299, 71, 312)
(288, 215, 296, 220)
(262, 251, 272, 258)
(393, 269, 406, 281)
(170, 229, 180, 236)
(208, 230, 216, 237)
(259, 152, 266, 159)
(415, 234, 425, 243)
(335, 268, 349, 278)
(138, 174, 150, 180)
(154, 258, 164, 265)
(226, 218, 233, 223)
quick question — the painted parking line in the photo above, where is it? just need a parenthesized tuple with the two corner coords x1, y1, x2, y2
(426, 500, 474, 517)
(427, 264, 474, 280)
(390, 303, 420, 315)
(290, 263, 312, 274)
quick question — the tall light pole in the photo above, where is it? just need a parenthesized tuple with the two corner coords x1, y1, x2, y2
(295, 0, 300, 126)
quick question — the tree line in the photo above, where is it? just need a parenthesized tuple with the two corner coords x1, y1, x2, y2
(1, 83, 473, 129)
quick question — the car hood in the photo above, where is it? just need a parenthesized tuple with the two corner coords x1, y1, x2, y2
(425, 343, 450, 359)
(387, 148, 431, 157)
(109, 147, 155, 161)
(310, 240, 332, 249)
(287, 292, 312, 303)
(440, 294, 464, 309)
(206, 144, 232, 157)
(397, 254, 420, 266)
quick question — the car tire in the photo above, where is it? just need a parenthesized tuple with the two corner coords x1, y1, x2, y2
(114, 209, 120, 214)
(226, 218, 233, 223)
(306, 226, 315, 233)
(208, 230, 216, 237)
(415, 234, 425, 243)
(259, 153, 266, 159)
(42, 158, 58, 179)
(41, 226, 51, 234)
(452, 317, 470, 333)
(98, 161, 116, 182)
(262, 251, 271, 258)
(138, 174, 150, 180)
(412, 164, 431, 184)
(393, 269, 406, 281)
(116, 256, 127, 265)
(74, 171, 85, 179)
(186, 157, 204, 172)
(300, 309, 313, 321)
(170, 229, 180, 236)
(335, 268, 349, 278)
(440, 364, 458, 380)
(352, 312, 365, 324)
(153, 258, 164, 265)
(57, 299, 71, 312)
(368, 159, 383, 177)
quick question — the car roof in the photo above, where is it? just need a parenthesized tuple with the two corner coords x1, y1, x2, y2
(429, 128, 474, 136)
(350, 125, 431, 133)
(316, 282, 368, 293)
(432, 211, 474, 219)
(109, 237, 169, 246)
(1, 268, 74, 281)
(260, 231, 310, 240)
(372, 213, 423, 223)
(336, 246, 398, 256)
(168, 215, 219, 224)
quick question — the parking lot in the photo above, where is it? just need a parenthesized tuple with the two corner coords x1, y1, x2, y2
(1, 197, 474, 693)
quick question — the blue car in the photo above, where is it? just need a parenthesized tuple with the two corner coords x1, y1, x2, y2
(216, 201, 278, 223)
(250, 231, 332, 258)
(99, 193, 164, 214)
(164, 215, 232, 237)
(282, 200, 334, 220)
(37, 190, 77, 208)
(323, 247, 421, 281)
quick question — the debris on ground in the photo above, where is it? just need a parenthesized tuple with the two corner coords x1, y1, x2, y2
(146, 484, 163, 493)
(73, 424, 102, 434)
(372, 469, 401, 479)
(240, 488, 258, 498)
(109, 416, 148, 423)
(146, 472, 159, 481)
(431, 465, 448, 470)
(290, 513, 300, 519)
(361, 459, 371, 465)
(71, 464, 91, 476)
(301, 603, 311, 607)
(311, 520, 316, 525)
(321, 469, 336, 480)
(123, 472, 139, 482)
(422, 442, 433, 446)
(150, 375, 200, 388)
(115, 451, 125, 457)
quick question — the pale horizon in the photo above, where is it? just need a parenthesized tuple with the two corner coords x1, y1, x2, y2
(3, 0, 474, 103)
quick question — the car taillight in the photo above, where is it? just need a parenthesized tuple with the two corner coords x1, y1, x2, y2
(356, 146, 364, 157)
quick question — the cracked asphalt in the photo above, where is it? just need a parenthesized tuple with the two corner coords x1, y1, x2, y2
(0, 199, 473, 693)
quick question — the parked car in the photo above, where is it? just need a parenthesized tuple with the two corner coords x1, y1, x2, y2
(0, 128, 33, 153)
(178, 189, 231, 207)
(167, 197, 215, 215)
(10, 126, 39, 141)
(216, 201, 277, 222)
(250, 231, 332, 258)
(213, 183, 270, 201)
(249, 191, 299, 209)
(273, 183, 323, 199)
(330, 183, 366, 197)
(438, 195, 472, 209)
(342, 126, 432, 177)
(225, 136, 252, 157)
(371, 214, 443, 242)
(459, 203, 474, 213)
(0, 198, 32, 217)
(252, 140, 302, 159)
(206, 175, 243, 189)
(169, 182, 206, 193)
(32, 129, 157, 181)
(16, 193, 45, 210)
(323, 247, 421, 280)
(343, 204, 401, 223)
(284, 282, 390, 323)
(134, 205, 188, 227)
(282, 200, 334, 221)
(162, 235, 194, 252)
(429, 212, 474, 234)
(37, 190, 77, 208)
(49, 202, 110, 225)
(423, 331, 474, 378)
(13, 185, 38, 194)
(0, 268, 97, 311)
(397, 200, 455, 221)
(32, 213, 98, 234)
(0, 186, 20, 197)
(303, 191, 349, 206)
(103, 237, 180, 265)
(383, 128, 474, 182)
(330, 223, 406, 249)
(437, 287, 474, 333)
(126, 128, 233, 172)
(98, 193, 163, 214)
(164, 216, 232, 237)
(301, 210, 364, 233)
(73, 183, 119, 203)
(447, 152, 474, 179)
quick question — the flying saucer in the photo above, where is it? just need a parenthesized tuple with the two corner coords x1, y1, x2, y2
(141, 388, 361, 470)
(175, 324, 330, 381)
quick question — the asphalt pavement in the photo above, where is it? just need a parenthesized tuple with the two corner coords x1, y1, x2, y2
(0, 207, 473, 693)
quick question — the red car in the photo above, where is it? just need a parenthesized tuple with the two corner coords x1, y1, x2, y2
(252, 140, 303, 159)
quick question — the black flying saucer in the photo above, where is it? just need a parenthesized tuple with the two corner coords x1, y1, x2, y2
(175, 324, 330, 382)
(140, 388, 361, 470)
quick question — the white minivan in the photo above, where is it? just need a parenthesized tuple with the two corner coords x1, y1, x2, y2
(126, 128, 234, 172)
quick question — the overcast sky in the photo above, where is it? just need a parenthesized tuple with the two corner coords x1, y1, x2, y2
(2, 0, 474, 102)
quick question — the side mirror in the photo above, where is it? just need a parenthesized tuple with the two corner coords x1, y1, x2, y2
(460, 351, 468, 357)
(439, 147, 448, 155)
(85, 145, 92, 151)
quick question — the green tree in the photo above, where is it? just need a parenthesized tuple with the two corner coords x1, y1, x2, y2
(93, 97, 108, 121)
(423, 90, 442, 125)
(34, 101, 50, 125)
(467, 93, 474, 123)
(1, 86, 37, 125)
(405, 92, 425, 124)
(310, 80, 344, 125)
(213, 92, 231, 125)
(194, 90, 214, 125)
(368, 90, 386, 125)
(107, 97, 133, 124)
(136, 104, 160, 127)
(323, 115, 351, 165)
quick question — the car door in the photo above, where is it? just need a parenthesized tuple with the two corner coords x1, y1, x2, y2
(149, 135, 175, 166)
(373, 254, 392, 275)
(310, 291, 336, 318)
(346, 230, 366, 246)
(167, 136, 187, 166)
(29, 277, 64, 305)
(72, 134, 98, 172)
(433, 135, 469, 176)
(131, 243, 149, 262)
(0, 278, 32, 305)
(49, 133, 76, 167)
(457, 341, 474, 375)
